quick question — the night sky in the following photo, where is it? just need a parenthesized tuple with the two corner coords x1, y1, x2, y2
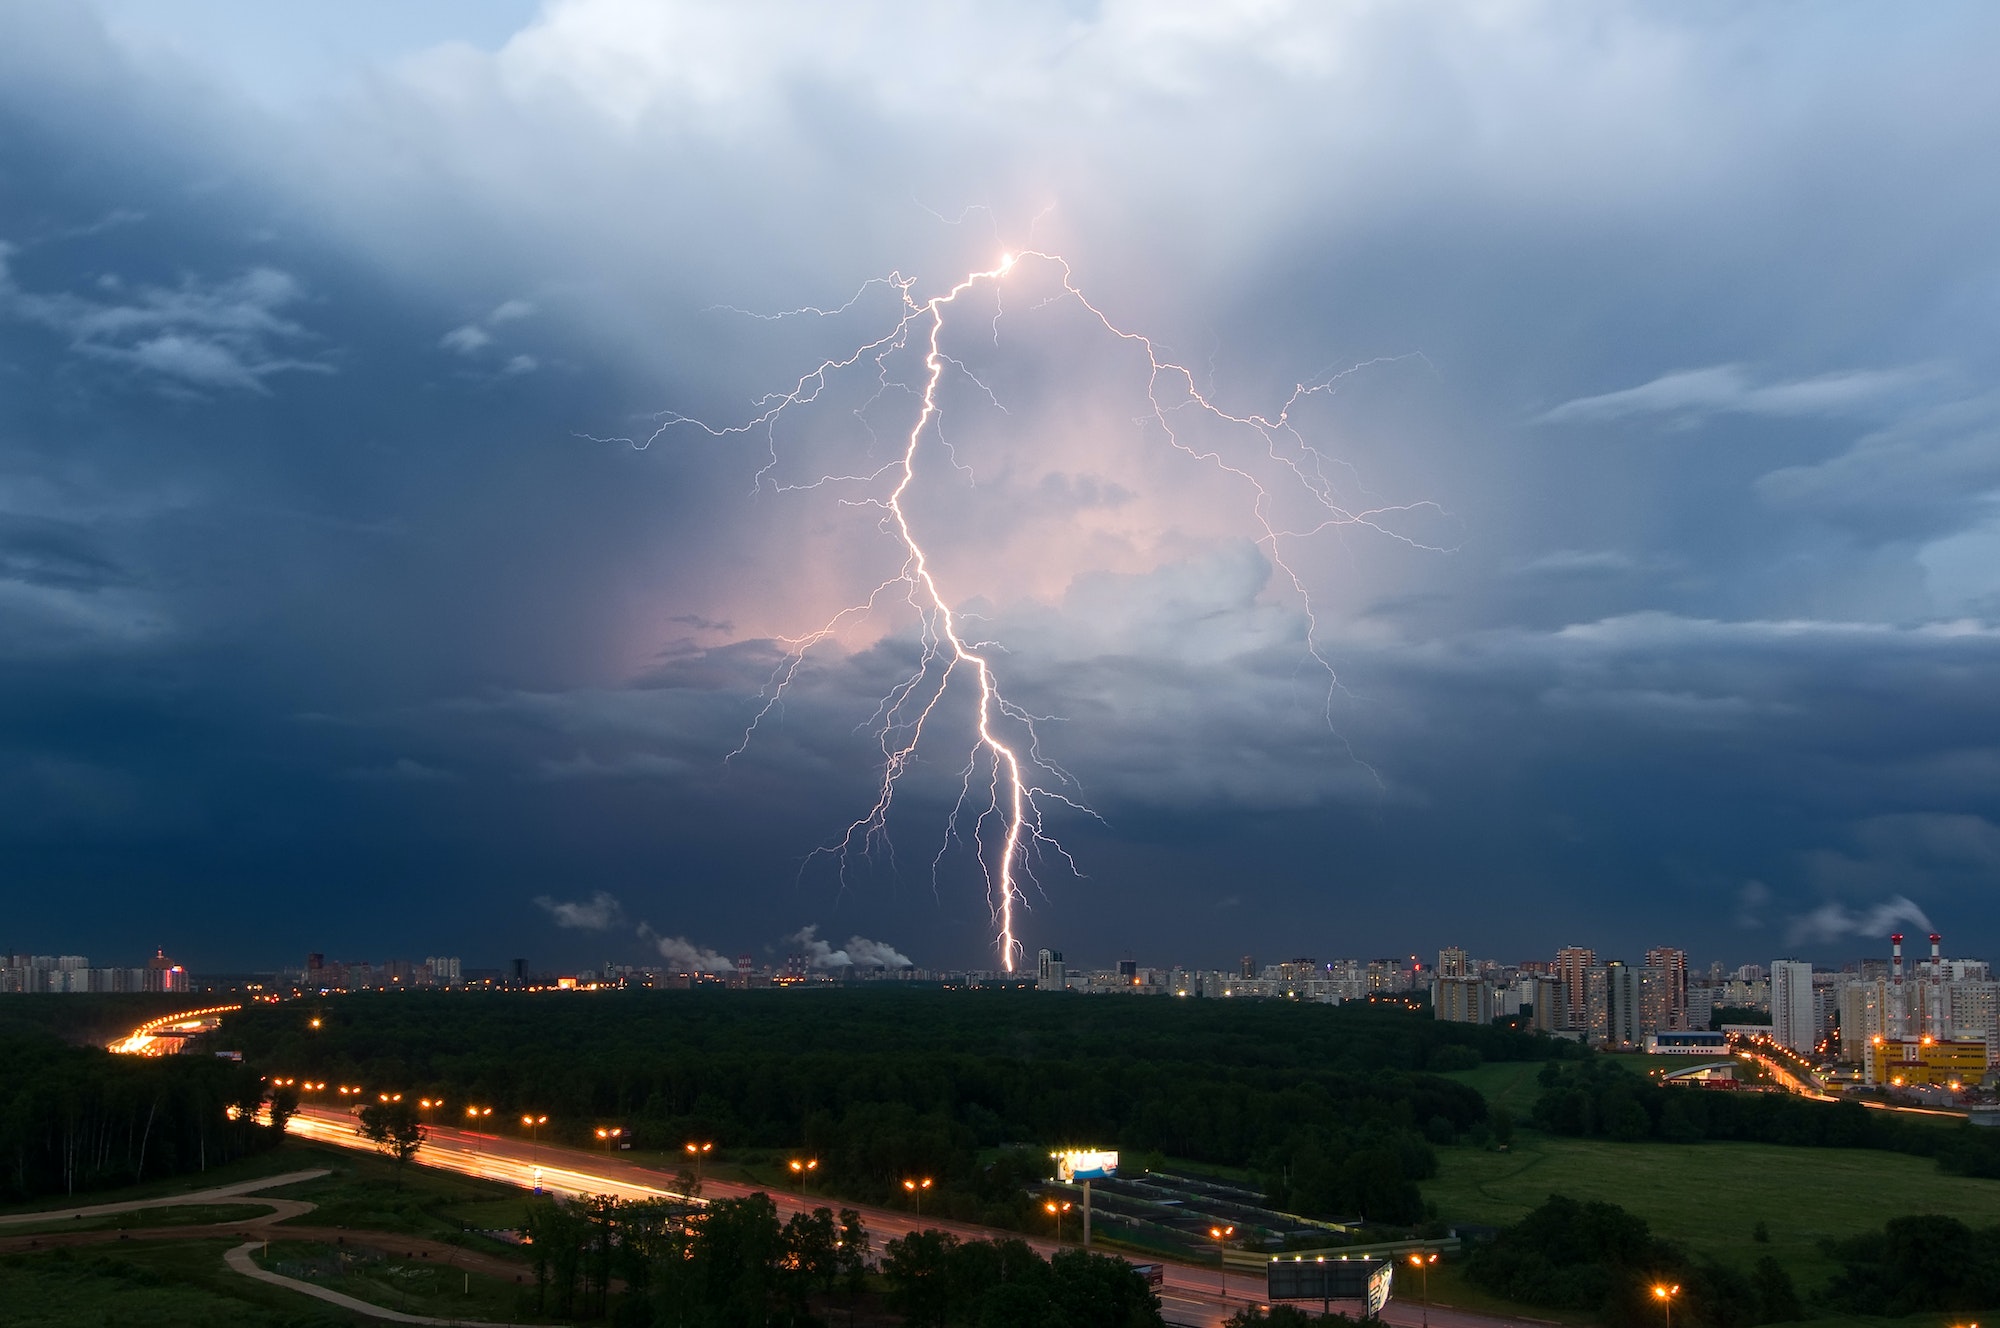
(3, 2, 1998, 974)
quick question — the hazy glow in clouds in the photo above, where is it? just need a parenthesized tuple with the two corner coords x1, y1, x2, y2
(1, 1, 1997, 966)
(640, 250, 1439, 967)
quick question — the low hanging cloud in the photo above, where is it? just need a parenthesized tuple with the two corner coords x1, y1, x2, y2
(1536, 364, 1932, 425)
(786, 924, 912, 970)
(0, 246, 327, 393)
(439, 297, 537, 366)
(1784, 894, 1933, 946)
(534, 889, 624, 930)
(639, 923, 735, 973)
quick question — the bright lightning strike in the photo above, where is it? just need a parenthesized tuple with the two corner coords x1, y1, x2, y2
(628, 251, 1440, 972)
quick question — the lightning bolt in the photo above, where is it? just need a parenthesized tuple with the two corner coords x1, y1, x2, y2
(632, 250, 1441, 972)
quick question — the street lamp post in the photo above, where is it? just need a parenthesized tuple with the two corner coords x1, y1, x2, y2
(595, 1127, 623, 1151)
(1209, 1225, 1236, 1299)
(1409, 1251, 1438, 1328)
(1044, 1199, 1071, 1246)
(684, 1141, 713, 1192)
(522, 1113, 548, 1167)
(903, 1177, 933, 1217)
(1653, 1282, 1681, 1328)
(788, 1157, 818, 1194)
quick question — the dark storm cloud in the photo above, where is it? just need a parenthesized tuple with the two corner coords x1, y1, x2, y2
(0, 1, 1997, 970)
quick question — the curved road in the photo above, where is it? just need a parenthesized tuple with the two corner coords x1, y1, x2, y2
(292, 1105, 1545, 1328)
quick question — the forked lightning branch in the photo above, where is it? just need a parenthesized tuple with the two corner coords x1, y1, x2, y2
(635, 251, 1435, 971)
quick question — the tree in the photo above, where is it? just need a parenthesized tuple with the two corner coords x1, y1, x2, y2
(884, 1229, 960, 1327)
(356, 1099, 425, 1184)
(267, 1082, 300, 1136)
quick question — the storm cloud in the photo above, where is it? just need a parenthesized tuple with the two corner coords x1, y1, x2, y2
(1, 2, 1997, 971)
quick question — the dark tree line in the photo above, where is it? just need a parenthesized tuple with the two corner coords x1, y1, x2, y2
(1820, 1213, 2000, 1314)
(0, 1032, 281, 1202)
(522, 1192, 870, 1325)
(517, 1190, 1158, 1327)
(1530, 1059, 2000, 1176)
(1468, 1195, 1803, 1328)
(879, 1228, 1162, 1327)
(223, 991, 1565, 1225)
(1474, 1196, 2000, 1324)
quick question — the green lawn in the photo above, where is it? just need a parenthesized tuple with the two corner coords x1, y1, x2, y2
(0, 1144, 321, 1217)
(259, 1146, 541, 1263)
(1424, 1131, 2000, 1291)
(1435, 1059, 1549, 1113)
(0, 1203, 272, 1236)
(255, 1238, 555, 1323)
(0, 1239, 361, 1327)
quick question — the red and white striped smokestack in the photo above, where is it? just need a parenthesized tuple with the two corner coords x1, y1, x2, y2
(1930, 933, 1942, 970)
(1891, 933, 1904, 982)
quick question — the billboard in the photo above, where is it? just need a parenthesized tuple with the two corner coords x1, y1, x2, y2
(1267, 1256, 1393, 1312)
(1052, 1149, 1118, 1182)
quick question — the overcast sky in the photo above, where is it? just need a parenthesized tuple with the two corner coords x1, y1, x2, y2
(3, 1, 1998, 974)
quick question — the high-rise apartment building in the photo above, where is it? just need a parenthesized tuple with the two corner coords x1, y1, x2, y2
(1587, 960, 1642, 1047)
(1037, 948, 1067, 992)
(1438, 947, 1468, 978)
(1946, 981, 2000, 1053)
(1643, 947, 1689, 1031)
(1771, 959, 1816, 1054)
(1433, 975, 1492, 1024)
(1555, 947, 1596, 1030)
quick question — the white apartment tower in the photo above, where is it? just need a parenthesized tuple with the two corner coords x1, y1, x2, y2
(1771, 959, 1816, 1054)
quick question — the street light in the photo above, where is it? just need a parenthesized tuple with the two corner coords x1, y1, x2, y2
(788, 1157, 818, 1193)
(465, 1105, 492, 1121)
(903, 1177, 933, 1217)
(1653, 1282, 1680, 1328)
(595, 1127, 624, 1150)
(684, 1141, 714, 1191)
(523, 1113, 548, 1161)
(1409, 1250, 1439, 1328)
(1210, 1225, 1235, 1298)
(1044, 1198, 1072, 1245)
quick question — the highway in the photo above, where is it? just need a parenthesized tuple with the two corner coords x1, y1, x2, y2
(1726, 1035, 1971, 1119)
(292, 1106, 1535, 1328)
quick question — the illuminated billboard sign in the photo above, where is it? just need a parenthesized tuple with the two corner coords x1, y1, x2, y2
(1267, 1256, 1393, 1312)
(1052, 1149, 1118, 1182)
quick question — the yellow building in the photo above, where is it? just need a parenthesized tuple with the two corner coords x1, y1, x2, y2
(1866, 1034, 1987, 1088)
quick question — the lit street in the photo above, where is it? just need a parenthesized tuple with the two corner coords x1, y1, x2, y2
(291, 1105, 1532, 1328)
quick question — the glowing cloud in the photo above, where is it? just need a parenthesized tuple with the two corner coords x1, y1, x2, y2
(622, 250, 1435, 970)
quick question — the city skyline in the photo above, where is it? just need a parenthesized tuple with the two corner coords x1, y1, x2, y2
(2, 4, 1998, 968)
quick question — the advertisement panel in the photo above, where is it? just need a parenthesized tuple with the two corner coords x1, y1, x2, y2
(1266, 1256, 1393, 1308)
(1052, 1149, 1118, 1182)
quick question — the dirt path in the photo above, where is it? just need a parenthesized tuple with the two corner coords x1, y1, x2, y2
(0, 1167, 329, 1227)
(225, 1241, 544, 1327)
(0, 1166, 537, 1321)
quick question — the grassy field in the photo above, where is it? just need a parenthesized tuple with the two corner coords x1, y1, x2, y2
(0, 1202, 273, 1236)
(1435, 1058, 1550, 1114)
(262, 1143, 537, 1250)
(1423, 1131, 2000, 1291)
(255, 1238, 556, 1323)
(0, 1239, 362, 1327)
(0, 1143, 318, 1217)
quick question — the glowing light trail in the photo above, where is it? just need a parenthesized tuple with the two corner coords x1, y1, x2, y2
(630, 251, 1438, 970)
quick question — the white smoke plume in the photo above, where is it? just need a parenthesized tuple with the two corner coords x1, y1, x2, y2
(1784, 894, 1934, 946)
(639, 923, 735, 973)
(786, 924, 913, 970)
(534, 890, 624, 930)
